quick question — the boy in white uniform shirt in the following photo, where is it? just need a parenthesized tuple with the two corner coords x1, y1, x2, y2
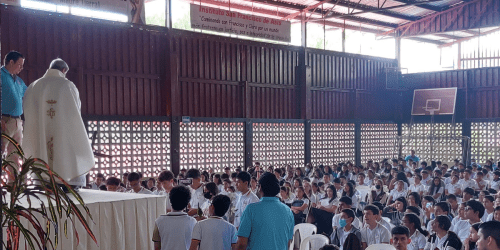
(156, 170, 175, 212)
(153, 185, 197, 250)
(234, 171, 260, 229)
(126, 172, 153, 194)
(459, 169, 478, 191)
(361, 205, 391, 249)
(187, 169, 207, 216)
(453, 200, 485, 242)
(189, 195, 238, 250)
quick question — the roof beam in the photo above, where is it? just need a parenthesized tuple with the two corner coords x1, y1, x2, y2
(391, 0, 442, 12)
(324, 0, 419, 21)
(405, 37, 446, 45)
(377, 0, 483, 37)
(438, 27, 500, 47)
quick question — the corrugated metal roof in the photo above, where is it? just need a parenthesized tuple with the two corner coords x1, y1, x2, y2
(189, 0, 490, 44)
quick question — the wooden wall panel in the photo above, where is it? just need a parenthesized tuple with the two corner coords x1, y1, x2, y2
(311, 91, 351, 119)
(1, 7, 166, 116)
(306, 48, 397, 91)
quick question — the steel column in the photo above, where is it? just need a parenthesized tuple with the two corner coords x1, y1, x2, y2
(244, 120, 253, 171)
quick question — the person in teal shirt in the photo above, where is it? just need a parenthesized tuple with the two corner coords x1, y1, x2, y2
(236, 172, 294, 250)
(405, 150, 420, 164)
(1, 51, 26, 183)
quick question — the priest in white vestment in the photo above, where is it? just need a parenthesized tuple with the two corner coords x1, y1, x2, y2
(23, 59, 94, 187)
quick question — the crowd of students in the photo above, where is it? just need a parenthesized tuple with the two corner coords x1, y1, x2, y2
(88, 150, 500, 250)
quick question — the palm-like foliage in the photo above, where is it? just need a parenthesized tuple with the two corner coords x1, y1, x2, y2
(1, 133, 97, 250)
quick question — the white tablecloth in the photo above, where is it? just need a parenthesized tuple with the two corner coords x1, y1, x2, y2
(3, 189, 167, 250)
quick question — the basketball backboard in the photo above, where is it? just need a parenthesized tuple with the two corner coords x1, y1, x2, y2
(411, 87, 457, 116)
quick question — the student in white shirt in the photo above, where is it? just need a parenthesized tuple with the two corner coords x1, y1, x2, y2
(153, 185, 197, 250)
(234, 171, 260, 229)
(91, 173, 105, 190)
(291, 186, 310, 225)
(459, 170, 479, 191)
(361, 205, 391, 249)
(475, 172, 489, 191)
(357, 173, 369, 186)
(445, 175, 462, 197)
(332, 197, 362, 229)
(409, 174, 426, 197)
(427, 177, 445, 202)
(126, 172, 153, 194)
(188, 195, 238, 250)
(330, 208, 362, 250)
(388, 181, 407, 205)
(424, 215, 463, 250)
(187, 169, 207, 216)
(156, 170, 175, 212)
(482, 195, 495, 222)
(490, 171, 500, 191)
(454, 200, 485, 242)
(402, 213, 429, 250)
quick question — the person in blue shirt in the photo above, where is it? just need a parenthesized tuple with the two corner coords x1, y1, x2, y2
(405, 150, 420, 164)
(1, 51, 26, 183)
(236, 172, 294, 250)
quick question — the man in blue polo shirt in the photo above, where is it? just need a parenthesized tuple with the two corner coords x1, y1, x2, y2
(404, 150, 419, 164)
(236, 172, 294, 250)
(1, 51, 26, 182)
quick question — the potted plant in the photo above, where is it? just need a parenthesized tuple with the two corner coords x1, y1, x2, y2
(1, 133, 97, 250)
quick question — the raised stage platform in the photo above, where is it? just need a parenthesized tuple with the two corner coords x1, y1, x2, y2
(3, 189, 167, 250)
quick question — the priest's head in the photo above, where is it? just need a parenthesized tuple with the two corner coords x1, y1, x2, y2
(49, 58, 69, 75)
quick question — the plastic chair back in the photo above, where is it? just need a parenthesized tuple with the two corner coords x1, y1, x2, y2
(299, 234, 329, 250)
(290, 223, 317, 250)
(365, 243, 397, 250)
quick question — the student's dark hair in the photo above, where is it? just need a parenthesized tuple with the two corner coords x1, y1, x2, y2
(96, 173, 105, 179)
(471, 222, 481, 233)
(221, 173, 230, 180)
(213, 174, 222, 185)
(479, 221, 500, 247)
(106, 177, 121, 186)
(485, 195, 495, 203)
(231, 172, 238, 178)
(372, 202, 385, 212)
(325, 185, 337, 203)
(342, 182, 355, 198)
(274, 168, 282, 175)
(391, 225, 410, 238)
(466, 200, 485, 218)
(294, 178, 303, 187)
(342, 208, 355, 220)
(237, 171, 251, 186)
(423, 195, 435, 205)
(404, 213, 429, 237)
(127, 172, 141, 182)
(339, 196, 353, 206)
(435, 201, 450, 215)
(435, 215, 452, 231)
(408, 192, 422, 208)
(395, 197, 408, 211)
(169, 186, 191, 211)
(186, 168, 201, 179)
(205, 182, 219, 196)
(406, 206, 421, 216)
(421, 161, 428, 167)
(158, 170, 174, 182)
(447, 194, 457, 201)
(364, 204, 380, 215)
(463, 187, 475, 196)
(4, 51, 24, 65)
(333, 178, 341, 184)
(296, 186, 309, 200)
(259, 172, 280, 197)
(319, 245, 339, 250)
(211, 195, 231, 217)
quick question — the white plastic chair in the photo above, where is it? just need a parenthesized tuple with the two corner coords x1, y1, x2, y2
(365, 244, 397, 250)
(290, 223, 317, 250)
(299, 234, 329, 250)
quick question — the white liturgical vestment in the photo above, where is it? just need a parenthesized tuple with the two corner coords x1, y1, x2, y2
(23, 69, 94, 186)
